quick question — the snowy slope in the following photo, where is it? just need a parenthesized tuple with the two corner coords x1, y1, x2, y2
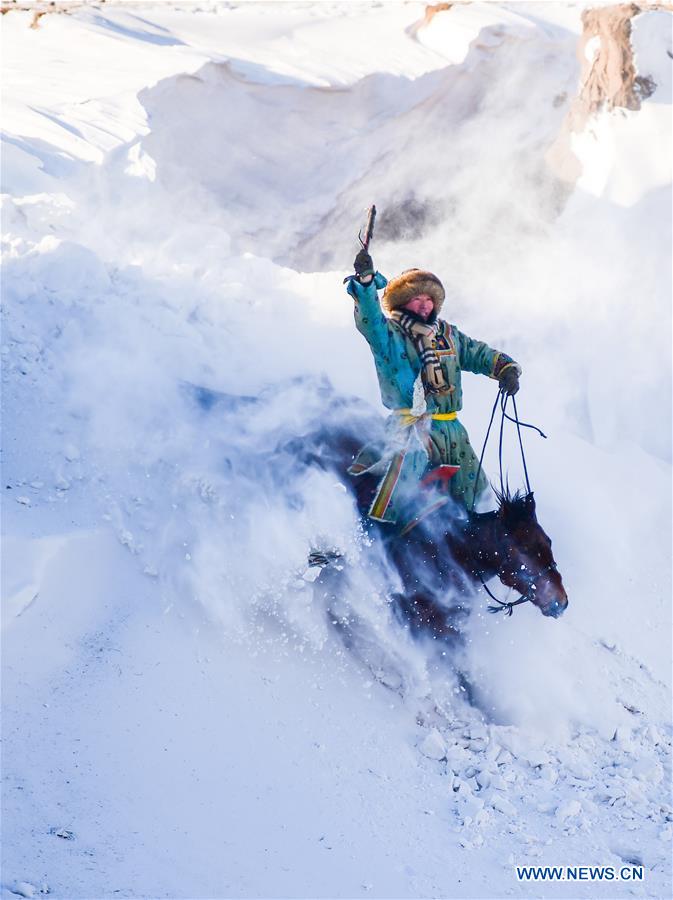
(2, 2, 671, 898)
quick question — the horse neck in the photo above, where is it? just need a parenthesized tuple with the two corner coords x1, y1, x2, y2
(456, 511, 505, 579)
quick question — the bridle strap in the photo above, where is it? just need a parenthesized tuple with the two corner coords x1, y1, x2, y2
(479, 560, 558, 616)
(478, 573, 531, 616)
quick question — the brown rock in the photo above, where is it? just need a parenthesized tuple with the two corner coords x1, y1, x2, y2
(547, 3, 670, 187)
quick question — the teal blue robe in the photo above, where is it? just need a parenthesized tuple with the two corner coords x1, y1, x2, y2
(348, 273, 519, 523)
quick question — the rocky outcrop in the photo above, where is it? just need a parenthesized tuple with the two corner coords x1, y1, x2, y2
(407, 2, 458, 38)
(421, 2, 456, 27)
(574, 4, 658, 122)
(547, 3, 670, 185)
(0, 1, 86, 28)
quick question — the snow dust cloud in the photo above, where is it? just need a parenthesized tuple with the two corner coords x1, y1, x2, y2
(3, 2, 670, 738)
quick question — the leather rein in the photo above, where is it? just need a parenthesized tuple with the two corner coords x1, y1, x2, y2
(472, 390, 549, 616)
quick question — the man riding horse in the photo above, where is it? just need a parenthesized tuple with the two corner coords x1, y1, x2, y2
(346, 248, 521, 526)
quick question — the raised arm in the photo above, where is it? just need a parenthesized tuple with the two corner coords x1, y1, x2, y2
(345, 248, 392, 357)
(347, 271, 391, 357)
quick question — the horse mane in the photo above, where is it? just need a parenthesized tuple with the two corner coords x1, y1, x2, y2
(493, 485, 534, 523)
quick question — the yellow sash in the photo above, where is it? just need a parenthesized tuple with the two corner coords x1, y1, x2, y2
(394, 409, 458, 427)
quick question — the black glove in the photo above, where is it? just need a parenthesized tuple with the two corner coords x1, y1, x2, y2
(353, 249, 375, 282)
(499, 367, 520, 396)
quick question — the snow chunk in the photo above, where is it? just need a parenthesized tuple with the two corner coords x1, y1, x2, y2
(302, 567, 321, 583)
(540, 766, 558, 784)
(466, 722, 488, 741)
(461, 795, 487, 826)
(490, 794, 517, 816)
(125, 141, 157, 181)
(24, 238, 110, 301)
(556, 800, 582, 821)
(419, 729, 447, 761)
(488, 772, 508, 791)
(565, 759, 593, 780)
(523, 749, 552, 768)
(631, 755, 663, 783)
(12, 883, 40, 898)
(64, 444, 80, 462)
(445, 743, 471, 772)
(496, 748, 514, 766)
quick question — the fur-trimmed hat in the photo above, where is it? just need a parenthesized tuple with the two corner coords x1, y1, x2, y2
(382, 269, 445, 315)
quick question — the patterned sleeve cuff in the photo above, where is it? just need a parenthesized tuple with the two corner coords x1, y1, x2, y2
(347, 271, 387, 300)
(491, 354, 522, 379)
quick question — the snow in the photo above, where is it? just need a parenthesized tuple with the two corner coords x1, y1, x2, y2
(2, 2, 671, 898)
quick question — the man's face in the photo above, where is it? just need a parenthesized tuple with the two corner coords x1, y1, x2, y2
(403, 294, 434, 320)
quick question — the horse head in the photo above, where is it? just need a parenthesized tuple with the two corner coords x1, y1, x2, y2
(492, 489, 568, 618)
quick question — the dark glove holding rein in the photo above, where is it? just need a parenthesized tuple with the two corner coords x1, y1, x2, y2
(353, 249, 375, 283)
(498, 366, 520, 396)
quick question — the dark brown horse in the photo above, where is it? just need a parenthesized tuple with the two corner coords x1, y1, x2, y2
(383, 486, 568, 637)
(298, 425, 568, 641)
(184, 380, 567, 641)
